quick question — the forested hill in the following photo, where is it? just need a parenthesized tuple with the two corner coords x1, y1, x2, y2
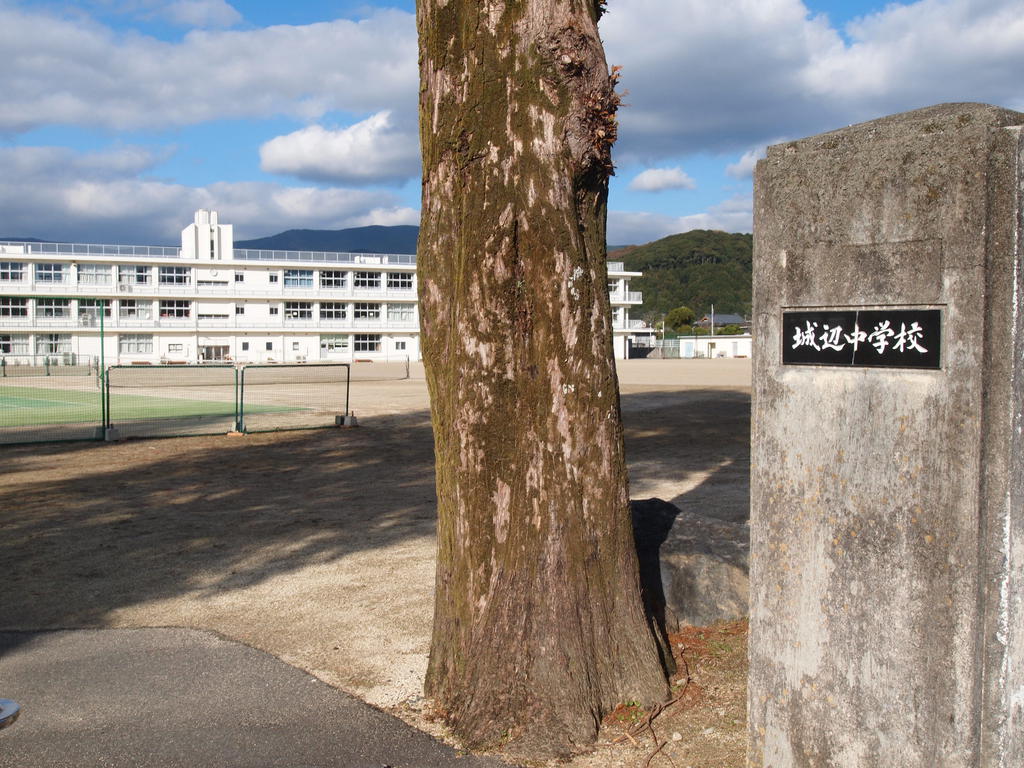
(613, 230, 753, 320)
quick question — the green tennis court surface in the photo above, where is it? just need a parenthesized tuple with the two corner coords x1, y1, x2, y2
(1, 385, 295, 427)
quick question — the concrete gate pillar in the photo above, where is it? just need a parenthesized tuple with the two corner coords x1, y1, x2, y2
(749, 103, 1024, 767)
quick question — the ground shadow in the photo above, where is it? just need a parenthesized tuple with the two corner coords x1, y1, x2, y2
(0, 386, 750, 660)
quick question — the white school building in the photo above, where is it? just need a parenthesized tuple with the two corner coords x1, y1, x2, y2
(0, 210, 655, 366)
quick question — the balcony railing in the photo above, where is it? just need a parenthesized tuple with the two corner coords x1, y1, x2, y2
(0, 241, 418, 266)
(1, 241, 635, 278)
(609, 290, 643, 304)
(0, 241, 181, 258)
(233, 249, 416, 266)
(0, 279, 418, 302)
(7, 315, 419, 332)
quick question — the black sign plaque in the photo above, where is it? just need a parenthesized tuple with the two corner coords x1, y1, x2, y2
(782, 309, 941, 369)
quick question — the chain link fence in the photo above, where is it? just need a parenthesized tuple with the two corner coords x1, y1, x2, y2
(0, 359, 103, 444)
(1, 354, 98, 378)
(0, 360, 361, 445)
(239, 364, 351, 434)
(105, 364, 239, 440)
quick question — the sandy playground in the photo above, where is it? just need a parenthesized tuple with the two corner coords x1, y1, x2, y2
(0, 358, 752, 764)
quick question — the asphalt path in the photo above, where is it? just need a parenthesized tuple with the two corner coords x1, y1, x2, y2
(0, 629, 512, 768)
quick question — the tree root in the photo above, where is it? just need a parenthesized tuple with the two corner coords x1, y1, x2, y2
(605, 654, 691, 766)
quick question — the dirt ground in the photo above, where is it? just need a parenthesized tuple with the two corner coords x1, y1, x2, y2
(0, 358, 751, 767)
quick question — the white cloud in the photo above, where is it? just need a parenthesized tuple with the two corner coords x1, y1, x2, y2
(350, 207, 420, 227)
(0, 5, 417, 133)
(74, 0, 241, 27)
(260, 111, 420, 185)
(628, 167, 697, 192)
(608, 195, 753, 245)
(725, 146, 768, 180)
(160, 0, 242, 28)
(0, 145, 416, 244)
(0, 145, 165, 180)
(803, 0, 1024, 112)
(602, 0, 1024, 161)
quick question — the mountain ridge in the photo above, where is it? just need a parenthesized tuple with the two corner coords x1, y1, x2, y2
(235, 225, 419, 254)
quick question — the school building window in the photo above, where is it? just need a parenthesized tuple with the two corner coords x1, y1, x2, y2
(354, 334, 382, 352)
(0, 334, 29, 354)
(119, 300, 152, 320)
(35, 334, 71, 355)
(159, 300, 191, 318)
(159, 266, 191, 285)
(77, 264, 112, 284)
(35, 263, 66, 282)
(119, 265, 150, 284)
(283, 270, 313, 287)
(320, 270, 347, 288)
(387, 272, 413, 289)
(0, 298, 28, 317)
(354, 271, 381, 289)
(387, 304, 414, 323)
(354, 302, 380, 320)
(0, 262, 25, 281)
(78, 299, 110, 318)
(284, 302, 312, 319)
(35, 299, 71, 318)
(319, 302, 347, 319)
(320, 335, 349, 352)
(119, 334, 153, 354)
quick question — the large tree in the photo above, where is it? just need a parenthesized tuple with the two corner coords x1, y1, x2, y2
(416, 0, 669, 758)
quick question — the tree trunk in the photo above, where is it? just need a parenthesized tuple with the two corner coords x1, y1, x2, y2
(417, 0, 669, 758)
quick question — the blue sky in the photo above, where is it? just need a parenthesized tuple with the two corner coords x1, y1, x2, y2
(1, 0, 1022, 245)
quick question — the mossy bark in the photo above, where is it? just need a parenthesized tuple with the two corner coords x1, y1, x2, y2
(417, 0, 669, 758)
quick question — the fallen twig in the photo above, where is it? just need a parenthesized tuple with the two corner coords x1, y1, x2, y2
(612, 652, 694, 752)
(640, 739, 667, 768)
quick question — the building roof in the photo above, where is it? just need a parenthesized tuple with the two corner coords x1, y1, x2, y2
(699, 313, 747, 325)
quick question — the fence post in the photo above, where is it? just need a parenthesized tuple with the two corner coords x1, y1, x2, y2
(236, 366, 245, 433)
(99, 363, 106, 435)
(345, 363, 351, 418)
(104, 367, 112, 430)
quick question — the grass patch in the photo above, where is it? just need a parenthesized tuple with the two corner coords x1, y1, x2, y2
(1, 384, 296, 427)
